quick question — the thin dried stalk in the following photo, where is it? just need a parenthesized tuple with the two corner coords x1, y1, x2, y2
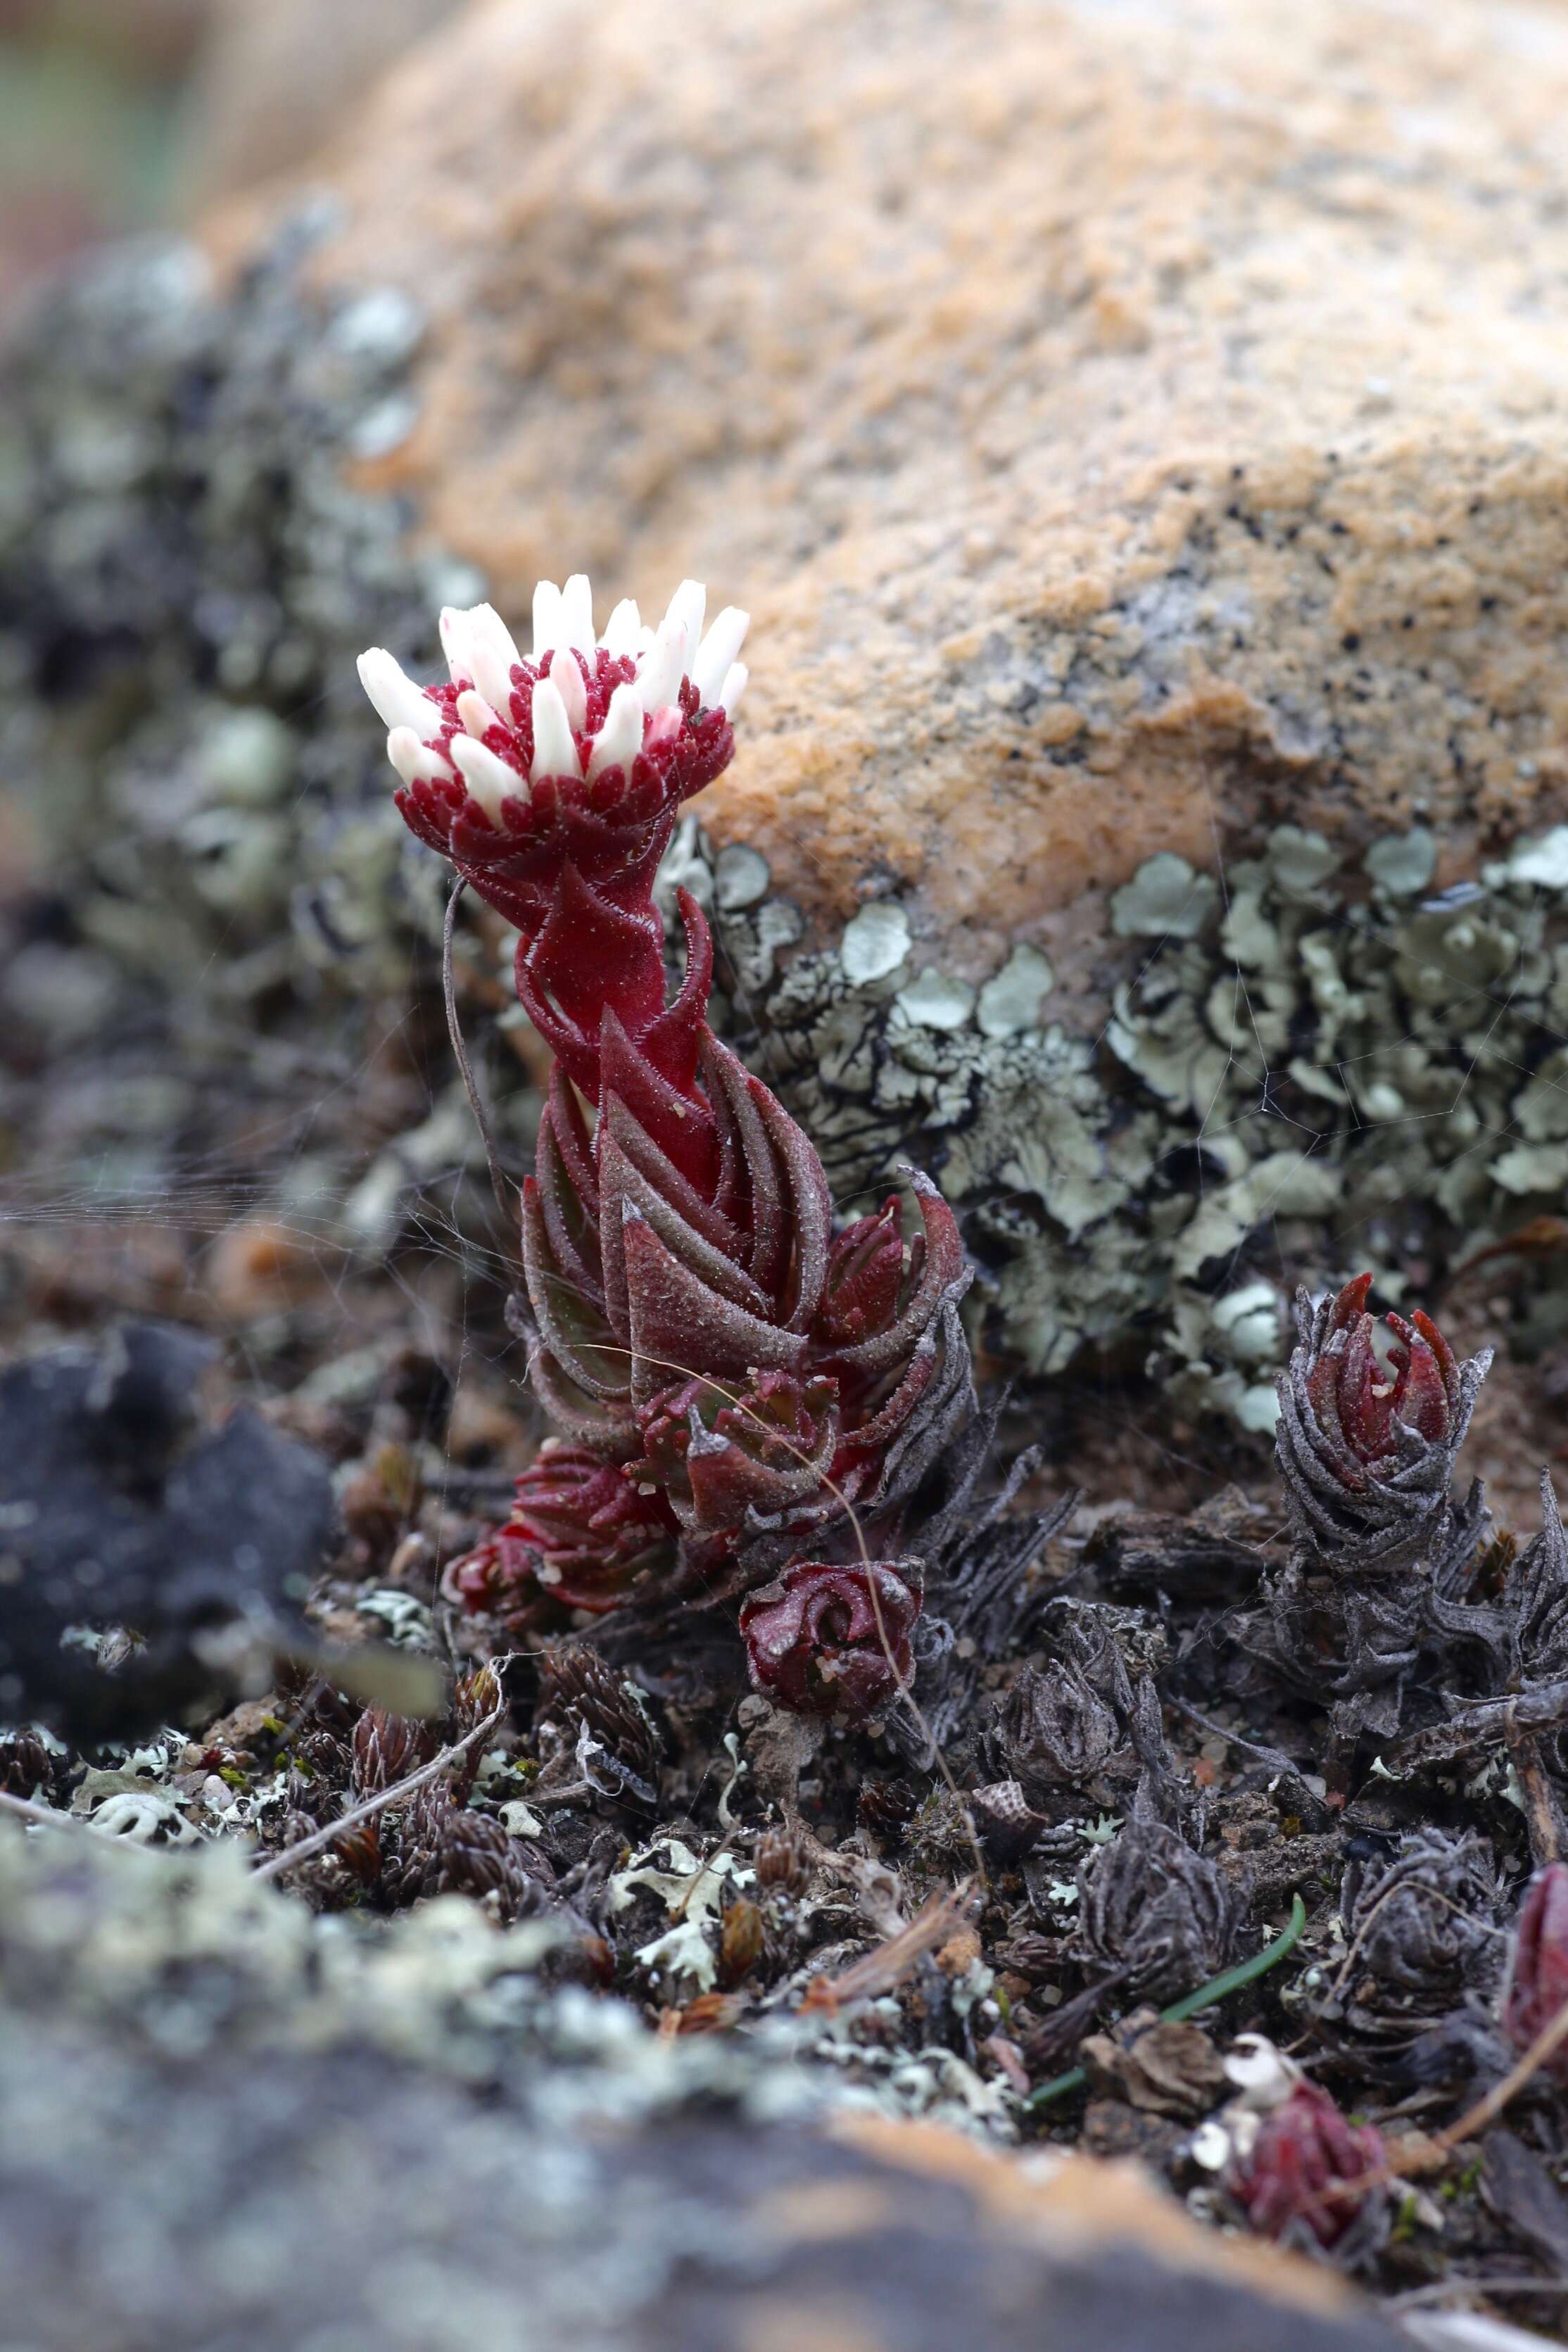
(800, 1877, 978, 2011)
(252, 1660, 515, 1884)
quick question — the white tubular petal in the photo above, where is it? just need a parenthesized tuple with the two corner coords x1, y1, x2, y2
(529, 677, 582, 780)
(646, 704, 682, 747)
(456, 688, 502, 739)
(438, 606, 474, 683)
(635, 618, 690, 714)
(559, 573, 595, 654)
(531, 579, 563, 659)
(450, 733, 524, 823)
(661, 577, 706, 654)
(718, 659, 748, 716)
(692, 606, 750, 707)
(358, 647, 437, 737)
(548, 645, 588, 733)
(586, 681, 645, 780)
(599, 598, 643, 656)
(467, 604, 521, 709)
(386, 727, 449, 786)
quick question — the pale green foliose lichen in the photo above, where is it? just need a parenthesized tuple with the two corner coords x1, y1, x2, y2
(671, 815, 1568, 1428)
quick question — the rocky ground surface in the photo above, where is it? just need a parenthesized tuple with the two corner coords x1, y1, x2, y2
(6, 2, 1568, 2346)
(4, 1278, 1568, 2351)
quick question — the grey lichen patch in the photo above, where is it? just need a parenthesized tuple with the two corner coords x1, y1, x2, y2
(977, 944, 1054, 1038)
(685, 818, 1568, 1424)
(0, 1831, 1015, 2146)
(896, 966, 978, 1032)
(1363, 825, 1436, 897)
(1110, 852, 1220, 940)
(840, 900, 912, 985)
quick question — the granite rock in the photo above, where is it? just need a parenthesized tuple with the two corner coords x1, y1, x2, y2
(211, 0, 1568, 975)
(0, 1835, 1410, 2352)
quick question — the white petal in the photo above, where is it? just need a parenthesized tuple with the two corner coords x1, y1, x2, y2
(450, 733, 524, 823)
(559, 573, 595, 655)
(466, 604, 521, 709)
(692, 606, 750, 707)
(719, 659, 748, 716)
(386, 727, 449, 786)
(358, 648, 438, 737)
(646, 704, 682, 747)
(456, 688, 502, 740)
(599, 598, 643, 656)
(661, 578, 707, 654)
(586, 681, 646, 780)
(635, 617, 690, 714)
(438, 607, 474, 684)
(529, 678, 582, 781)
(531, 579, 563, 659)
(548, 646, 588, 733)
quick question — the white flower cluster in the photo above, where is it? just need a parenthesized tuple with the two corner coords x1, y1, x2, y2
(357, 576, 749, 824)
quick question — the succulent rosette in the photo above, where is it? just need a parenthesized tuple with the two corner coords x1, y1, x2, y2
(441, 1442, 676, 1626)
(1231, 2081, 1385, 2249)
(1275, 1274, 1489, 1574)
(520, 1032, 838, 1458)
(739, 1559, 923, 1720)
(1074, 1816, 1237, 2003)
(635, 1369, 841, 1541)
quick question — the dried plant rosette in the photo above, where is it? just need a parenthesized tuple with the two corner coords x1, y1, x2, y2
(1275, 1275, 1490, 1575)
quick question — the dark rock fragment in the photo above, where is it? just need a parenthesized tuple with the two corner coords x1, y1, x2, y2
(0, 1320, 333, 1739)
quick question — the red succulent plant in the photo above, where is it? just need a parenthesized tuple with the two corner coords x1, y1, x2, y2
(739, 1559, 922, 1721)
(1303, 1275, 1458, 1480)
(1501, 1861, 1568, 2075)
(441, 1441, 677, 1627)
(635, 1369, 841, 1541)
(1275, 1273, 1489, 1574)
(1231, 2080, 1385, 2249)
(367, 577, 975, 1703)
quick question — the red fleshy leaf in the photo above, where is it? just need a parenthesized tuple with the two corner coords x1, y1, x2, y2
(1503, 1862, 1568, 2075)
(636, 1370, 840, 1538)
(442, 1442, 676, 1621)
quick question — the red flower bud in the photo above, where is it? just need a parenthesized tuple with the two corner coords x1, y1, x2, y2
(739, 1559, 921, 1721)
(1502, 1862, 1568, 2075)
(1232, 2081, 1385, 2247)
(441, 1442, 676, 1625)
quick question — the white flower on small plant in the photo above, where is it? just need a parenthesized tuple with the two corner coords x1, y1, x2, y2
(356, 576, 749, 836)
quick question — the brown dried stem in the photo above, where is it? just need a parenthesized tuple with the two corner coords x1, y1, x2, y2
(251, 1659, 516, 1884)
